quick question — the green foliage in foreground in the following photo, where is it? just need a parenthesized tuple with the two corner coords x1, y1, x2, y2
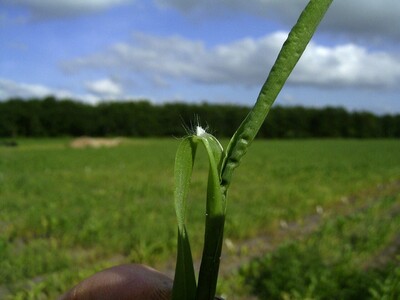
(1, 139, 400, 299)
(238, 193, 400, 300)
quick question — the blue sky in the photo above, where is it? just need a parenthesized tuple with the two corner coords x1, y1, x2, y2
(1, 0, 400, 114)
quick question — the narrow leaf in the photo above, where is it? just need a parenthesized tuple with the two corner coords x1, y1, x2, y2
(172, 138, 197, 300)
(195, 134, 225, 300)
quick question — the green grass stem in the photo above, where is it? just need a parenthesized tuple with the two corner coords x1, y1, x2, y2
(221, 0, 333, 194)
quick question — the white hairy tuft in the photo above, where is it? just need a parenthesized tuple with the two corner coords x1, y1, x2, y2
(196, 126, 206, 136)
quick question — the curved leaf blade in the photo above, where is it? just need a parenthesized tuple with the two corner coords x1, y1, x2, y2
(195, 134, 225, 300)
(172, 137, 197, 300)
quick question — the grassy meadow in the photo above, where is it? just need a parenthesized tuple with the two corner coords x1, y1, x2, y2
(1, 138, 400, 299)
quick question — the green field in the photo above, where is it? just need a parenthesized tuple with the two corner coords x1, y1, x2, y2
(1, 138, 400, 299)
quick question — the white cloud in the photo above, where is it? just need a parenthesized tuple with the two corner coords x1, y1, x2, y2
(156, 0, 302, 16)
(62, 32, 283, 86)
(322, 1, 400, 41)
(293, 43, 400, 88)
(3, 0, 400, 41)
(4, 0, 134, 18)
(85, 78, 122, 97)
(62, 32, 400, 89)
(0, 78, 99, 104)
(0, 78, 66, 98)
(156, 0, 400, 41)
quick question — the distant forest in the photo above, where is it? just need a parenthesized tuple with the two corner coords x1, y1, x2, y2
(1, 96, 399, 138)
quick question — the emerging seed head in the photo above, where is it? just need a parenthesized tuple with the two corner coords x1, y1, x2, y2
(196, 126, 206, 137)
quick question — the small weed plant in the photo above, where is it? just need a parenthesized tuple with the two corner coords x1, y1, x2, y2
(171, 1, 333, 299)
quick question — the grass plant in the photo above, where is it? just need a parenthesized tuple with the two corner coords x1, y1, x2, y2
(171, 1, 333, 298)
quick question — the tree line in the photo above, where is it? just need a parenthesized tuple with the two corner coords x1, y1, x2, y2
(1, 96, 399, 138)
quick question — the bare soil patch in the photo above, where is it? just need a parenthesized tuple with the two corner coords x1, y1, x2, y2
(69, 137, 124, 149)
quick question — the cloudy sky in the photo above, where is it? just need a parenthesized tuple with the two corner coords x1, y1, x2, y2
(1, 0, 399, 114)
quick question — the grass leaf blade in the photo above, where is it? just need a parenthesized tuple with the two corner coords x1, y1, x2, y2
(195, 134, 225, 300)
(172, 137, 197, 300)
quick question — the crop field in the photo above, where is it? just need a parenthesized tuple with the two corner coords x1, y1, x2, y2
(1, 138, 400, 299)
